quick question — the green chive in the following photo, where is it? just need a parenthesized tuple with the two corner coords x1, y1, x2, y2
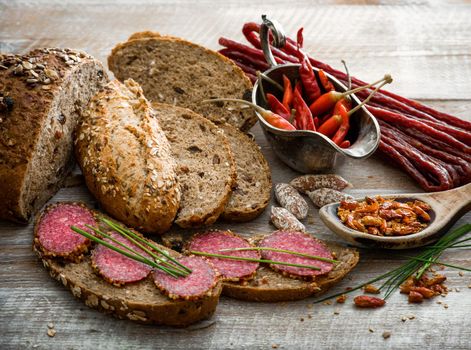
(218, 247, 338, 264)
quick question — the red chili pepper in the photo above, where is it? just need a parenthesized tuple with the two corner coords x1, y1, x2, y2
(318, 114, 342, 137)
(293, 86, 315, 131)
(318, 69, 334, 92)
(282, 75, 293, 110)
(332, 98, 353, 145)
(266, 93, 291, 120)
(202, 98, 296, 131)
(340, 140, 351, 148)
(299, 58, 322, 104)
(314, 117, 320, 130)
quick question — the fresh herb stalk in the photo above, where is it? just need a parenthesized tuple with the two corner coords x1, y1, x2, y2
(218, 247, 338, 263)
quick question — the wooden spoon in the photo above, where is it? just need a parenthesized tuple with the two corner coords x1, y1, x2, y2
(319, 183, 471, 249)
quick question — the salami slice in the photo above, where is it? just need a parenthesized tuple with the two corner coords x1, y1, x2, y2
(91, 232, 152, 286)
(153, 256, 218, 300)
(187, 231, 260, 281)
(35, 202, 96, 261)
(259, 231, 334, 279)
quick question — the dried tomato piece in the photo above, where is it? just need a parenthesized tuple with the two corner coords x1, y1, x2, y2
(354, 295, 386, 308)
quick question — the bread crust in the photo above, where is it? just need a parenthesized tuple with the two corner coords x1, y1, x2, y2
(75, 80, 180, 234)
(108, 32, 257, 131)
(33, 202, 222, 327)
(0, 49, 107, 222)
(221, 241, 359, 302)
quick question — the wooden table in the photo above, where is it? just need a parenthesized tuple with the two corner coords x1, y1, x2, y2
(1, 1, 470, 349)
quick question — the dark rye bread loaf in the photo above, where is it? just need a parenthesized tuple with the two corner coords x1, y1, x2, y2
(0, 48, 108, 222)
(217, 123, 272, 222)
(108, 31, 257, 131)
(153, 103, 236, 228)
(33, 203, 222, 327)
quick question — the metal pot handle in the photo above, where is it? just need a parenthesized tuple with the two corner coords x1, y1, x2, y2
(260, 15, 287, 67)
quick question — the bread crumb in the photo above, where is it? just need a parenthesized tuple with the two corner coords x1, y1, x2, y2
(307, 314, 312, 319)
(458, 271, 464, 277)
(443, 304, 449, 309)
(336, 294, 347, 303)
(369, 328, 375, 333)
(323, 301, 332, 305)
(47, 323, 54, 329)
(300, 317, 304, 322)
(333, 310, 340, 315)
(272, 344, 278, 349)
(382, 331, 392, 339)
(408, 315, 415, 320)
(401, 317, 407, 322)
(47, 328, 56, 337)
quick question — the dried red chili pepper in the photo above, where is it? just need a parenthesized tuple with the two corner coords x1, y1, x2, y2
(293, 85, 315, 131)
(299, 58, 322, 104)
(282, 75, 293, 110)
(202, 98, 296, 131)
(266, 93, 291, 120)
(353, 295, 386, 308)
(332, 98, 353, 145)
(318, 114, 342, 137)
(318, 69, 334, 92)
(339, 140, 351, 148)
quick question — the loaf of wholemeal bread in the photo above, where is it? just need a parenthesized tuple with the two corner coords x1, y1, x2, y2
(108, 32, 256, 131)
(0, 48, 108, 222)
(75, 79, 180, 233)
(217, 123, 272, 222)
(153, 103, 236, 228)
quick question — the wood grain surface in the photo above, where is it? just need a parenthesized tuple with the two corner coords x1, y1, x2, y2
(1, 1, 470, 349)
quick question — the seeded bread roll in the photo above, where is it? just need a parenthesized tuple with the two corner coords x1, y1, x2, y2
(153, 103, 236, 228)
(108, 31, 256, 131)
(217, 123, 272, 222)
(0, 48, 108, 222)
(75, 79, 180, 234)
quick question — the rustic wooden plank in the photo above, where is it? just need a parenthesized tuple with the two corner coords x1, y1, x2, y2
(1, 1, 471, 349)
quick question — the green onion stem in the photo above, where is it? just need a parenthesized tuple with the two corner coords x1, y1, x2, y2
(218, 247, 338, 264)
(190, 251, 321, 270)
(71, 226, 181, 278)
(100, 218, 191, 274)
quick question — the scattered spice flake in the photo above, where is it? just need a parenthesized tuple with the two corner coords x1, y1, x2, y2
(47, 323, 54, 329)
(408, 315, 415, 320)
(363, 284, 380, 294)
(382, 331, 392, 339)
(369, 328, 375, 333)
(468, 284, 471, 289)
(458, 271, 464, 277)
(307, 303, 313, 309)
(443, 304, 449, 309)
(272, 344, 278, 349)
(333, 310, 340, 315)
(307, 314, 312, 319)
(47, 328, 56, 338)
(300, 317, 304, 322)
(323, 300, 332, 305)
(401, 317, 407, 322)
(336, 294, 347, 303)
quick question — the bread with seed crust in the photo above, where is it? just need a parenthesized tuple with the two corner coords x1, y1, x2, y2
(75, 79, 180, 234)
(33, 203, 222, 327)
(108, 31, 256, 131)
(153, 103, 236, 228)
(0, 48, 108, 223)
(217, 122, 272, 222)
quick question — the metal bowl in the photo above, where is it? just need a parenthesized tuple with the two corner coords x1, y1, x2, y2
(251, 64, 381, 173)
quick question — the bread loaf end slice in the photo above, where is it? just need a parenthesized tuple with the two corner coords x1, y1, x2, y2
(217, 123, 272, 222)
(153, 103, 236, 228)
(0, 49, 108, 222)
(108, 32, 256, 131)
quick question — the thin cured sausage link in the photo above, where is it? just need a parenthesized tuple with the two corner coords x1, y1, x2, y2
(380, 131, 453, 190)
(367, 105, 471, 154)
(379, 120, 471, 184)
(380, 124, 462, 187)
(378, 139, 446, 192)
(219, 38, 286, 65)
(218, 48, 270, 72)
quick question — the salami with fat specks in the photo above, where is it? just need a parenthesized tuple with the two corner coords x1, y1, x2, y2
(187, 231, 259, 281)
(259, 231, 334, 279)
(153, 256, 219, 300)
(91, 232, 152, 286)
(34, 202, 96, 261)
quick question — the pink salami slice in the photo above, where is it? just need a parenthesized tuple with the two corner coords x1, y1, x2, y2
(259, 231, 334, 279)
(91, 232, 152, 286)
(35, 203, 96, 260)
(153, 256, 218, 300)
(187, 231, 259, 281)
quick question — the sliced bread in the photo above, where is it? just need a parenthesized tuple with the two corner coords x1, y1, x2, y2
(0, 48, 108, 222)
(152, 103, 236, 228)
(34, 203, 222, 327)
(222, 241, 359, 302)
(108, 32, 257, 131)
(75, 79, 180, 234)
(217, 123, 272, 221)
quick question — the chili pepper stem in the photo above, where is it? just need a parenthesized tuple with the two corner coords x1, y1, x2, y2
(341, 74, 392, 99)
(341, 60, 352, 90)
(348, 77, 393, 116)
(256, 71, 284, 91)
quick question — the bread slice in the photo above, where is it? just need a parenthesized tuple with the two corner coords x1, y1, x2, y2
(153, 103, 236, 228)
(75, 80, 180, 234)
(108, 32, 257, 131)
(217, 123, 272, 221)
(222, 241, 359, 302)
(161, 231, 359, 302)
(33, 204, 222, 327)
(0, 48, 108, 222)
